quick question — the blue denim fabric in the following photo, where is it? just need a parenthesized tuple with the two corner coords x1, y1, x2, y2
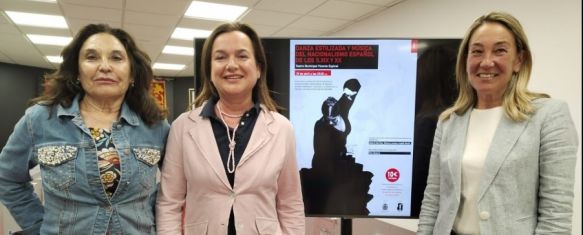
(0, 95, 169, 235)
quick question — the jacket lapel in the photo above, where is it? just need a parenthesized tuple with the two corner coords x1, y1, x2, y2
(238, 106, 274, 167)
(447, 112, 471, 197)
(187, 108, 233, 189)
(478, 115, 527, 201)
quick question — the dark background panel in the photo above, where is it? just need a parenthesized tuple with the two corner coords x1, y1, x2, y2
(0, 62, 48, 147)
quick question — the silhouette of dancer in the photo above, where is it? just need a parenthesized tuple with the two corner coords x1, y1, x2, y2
(300, 78, 374, 215)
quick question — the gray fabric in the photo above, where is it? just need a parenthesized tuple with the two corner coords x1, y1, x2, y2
(417, 98, 578, 235)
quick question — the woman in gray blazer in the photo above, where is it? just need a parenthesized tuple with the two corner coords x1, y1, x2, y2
(417, 11, 578, 235)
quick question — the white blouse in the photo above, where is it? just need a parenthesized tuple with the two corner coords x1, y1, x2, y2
(454, 106, 503, 235)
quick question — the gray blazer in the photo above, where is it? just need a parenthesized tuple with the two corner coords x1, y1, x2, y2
(417, 98, 578, 235)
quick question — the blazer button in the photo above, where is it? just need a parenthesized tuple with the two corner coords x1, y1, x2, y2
(479, 211, 490, 220)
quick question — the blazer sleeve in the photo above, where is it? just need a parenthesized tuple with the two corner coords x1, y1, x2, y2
(0, 111, 44, 234)
(417, 118, 444, 235)
(276, 121, 306, 235)
(156, 115, 188, 234)
(535, 101, 578, 234)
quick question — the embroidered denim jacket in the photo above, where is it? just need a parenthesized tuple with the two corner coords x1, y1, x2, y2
(0, 96, 170, 235)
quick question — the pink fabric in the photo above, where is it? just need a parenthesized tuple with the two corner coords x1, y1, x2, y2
(156, 105, 305, 235)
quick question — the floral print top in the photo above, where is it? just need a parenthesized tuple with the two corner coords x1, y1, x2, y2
(90, 127, 121, 198)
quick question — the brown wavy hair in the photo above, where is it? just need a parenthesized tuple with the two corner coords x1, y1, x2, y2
(194, 22, 279, 111)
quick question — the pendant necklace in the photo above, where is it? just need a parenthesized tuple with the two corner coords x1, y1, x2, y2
(216, 101, 242, 173)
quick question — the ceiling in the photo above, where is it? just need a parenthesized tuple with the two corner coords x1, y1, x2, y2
(0, 0, 404, 77)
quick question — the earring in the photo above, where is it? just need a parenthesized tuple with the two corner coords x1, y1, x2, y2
(131, 81, 135, 87)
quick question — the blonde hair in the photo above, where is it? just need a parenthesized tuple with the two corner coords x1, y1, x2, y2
(440, 11, 549, 121)
(194, 22, 279, 112)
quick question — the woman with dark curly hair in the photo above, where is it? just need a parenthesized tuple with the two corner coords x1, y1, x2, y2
(0, 23, 169, 234)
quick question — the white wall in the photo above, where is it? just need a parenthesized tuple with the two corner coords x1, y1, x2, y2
(332, 0, 582, 234)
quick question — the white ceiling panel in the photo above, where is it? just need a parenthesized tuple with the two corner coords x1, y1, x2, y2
(345, 0, 401, 6)
(123, 23, 174, 42)
(0, 35, 52, 68)
(0, 0, 62, 15)
(16, 25, 71, 37)
(0, 0, 403, 77)
(246, 24, 280, 36)
(156, 53, 193, 64)
(272, 27, 326, 37)
(254, 0, 327, 14)
(288, 15, 348, 32)
(58, 0, 123, 10)
(0, 21, 21, 36)
(242, 9, 301, 27)
(60, 4, 123, 22)
(199, 0, 260, 7)
(177, 18, 222, 31)
(176, 62, 195, 77)
(0, 52, 13, 64)
(124, 11, 181, 28)
(136, 40, 166, 60)
(125, 0, 191, 15)
(167, 38, 196, 47)
(0, 35, 36, 51)
(310, 1, 380, 20)
(154, 69, 180, 77)
(67, 18, 122, 34)
(35, 44, 65, 56)
(0, 11, 10, 23)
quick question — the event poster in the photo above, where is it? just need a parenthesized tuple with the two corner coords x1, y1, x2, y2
(290, 39, 417, 216)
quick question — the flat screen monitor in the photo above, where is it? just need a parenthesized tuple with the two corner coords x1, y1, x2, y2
(194, 38, 460, 218)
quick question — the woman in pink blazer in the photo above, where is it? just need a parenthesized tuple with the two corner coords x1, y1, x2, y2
(156, 22, 305, 235)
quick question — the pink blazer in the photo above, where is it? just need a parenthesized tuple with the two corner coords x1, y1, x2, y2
(156, 104, 305, 235)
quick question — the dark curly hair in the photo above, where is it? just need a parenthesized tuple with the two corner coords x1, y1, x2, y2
(33, 23, 164, 125)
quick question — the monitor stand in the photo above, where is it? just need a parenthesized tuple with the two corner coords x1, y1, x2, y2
(340, 218, 352, 235)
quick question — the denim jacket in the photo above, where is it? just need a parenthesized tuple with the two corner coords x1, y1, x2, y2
(0, 96, 170, 235)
